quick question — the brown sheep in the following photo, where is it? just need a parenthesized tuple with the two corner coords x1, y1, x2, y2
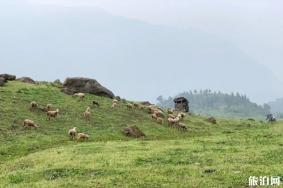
(68, 127, 77, 140)
(46, 104, 52, 111)
(154, 110, 165, 118)
(167, 109, 174, 114)
(29, 101, 38, 111)
(76, 133, 89, 141)
(127, 103, 134, 110)
(151, 113, 158, 120)
(47, 109, 59, 120)
(23, 119, 39, 128)
(176, 123, 187, 131)
(156, 117, 164, 125)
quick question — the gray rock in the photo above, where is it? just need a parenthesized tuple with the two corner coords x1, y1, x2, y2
(62, 77, 114, 98)
(122, 125, 145, 138)
(17, 77, 36, 84)
(0, 77, 5, 86)
(0, 74, 16, 81)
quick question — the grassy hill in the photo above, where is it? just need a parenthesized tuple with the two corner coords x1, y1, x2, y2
(0, 81, 282, 187)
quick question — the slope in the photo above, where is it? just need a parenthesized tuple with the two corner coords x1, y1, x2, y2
(0, 81, 282, 187)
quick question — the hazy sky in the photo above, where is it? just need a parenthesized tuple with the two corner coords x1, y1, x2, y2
(1, 0, 283, 104)
(28, 0, 283, 81)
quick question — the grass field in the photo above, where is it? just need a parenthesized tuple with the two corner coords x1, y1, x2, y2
(0, 81, 282, 187)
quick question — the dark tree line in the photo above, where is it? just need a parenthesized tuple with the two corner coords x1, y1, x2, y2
(157, 90, 271, 118)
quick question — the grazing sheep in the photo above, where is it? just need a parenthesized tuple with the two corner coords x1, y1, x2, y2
(113, 99, 119, 104)
(29, 101, 38, 111)
(167, 117, 180, 127)
(156, 117, 164, 125)
(76, 133, 89, 141)
(47, 109, 59, 120)
(126, 103, 134, 110)
(207, 117, 217, 124)
(167, 109, 174, 115)
(176, 123, 187, 131)
(151, 113, 158, 120)
(177, 113, 186, 120)
(68, 127, 77, 140)
(92, 100, 100, 107)
(74, 93, 85, 101)
(83, 110, 91, 121)
(46, 104, 52, 111)
(154, 110, 165, 118)
(23, 119, 39, 128)
(111, 102, 118, 108)
(168, 114, 176, 119)
(133, 103, 139, 108)
(137, 104, 145, 110)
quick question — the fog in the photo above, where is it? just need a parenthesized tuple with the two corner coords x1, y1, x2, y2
(1, 0, 282, 104)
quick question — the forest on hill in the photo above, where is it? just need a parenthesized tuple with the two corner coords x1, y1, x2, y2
(157, 90, 271, 118)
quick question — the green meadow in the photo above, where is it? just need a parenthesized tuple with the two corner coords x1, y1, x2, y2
(0, 82, 282, 187)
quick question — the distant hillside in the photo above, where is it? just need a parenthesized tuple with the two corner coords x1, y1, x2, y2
(268, 98, 283, 118)
(157, 90, 271, 118)
(268, 98, 283, 112)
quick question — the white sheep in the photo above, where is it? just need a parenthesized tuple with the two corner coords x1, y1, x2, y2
(68, 127, 77, 140)
(126, 103, 134, 110)
(111, 102, 118, 108)
(23, 119, 39, 128)
(167, 117, 180, 127)
(47, 109, 59, 120)
(74, 93, 85, 101)
(83, 110, 91, 121)
(76, 133, 89, 141)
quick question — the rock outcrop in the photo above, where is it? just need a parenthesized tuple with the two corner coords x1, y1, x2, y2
(62, 77, 114, 98)
(17, 77, 36, 84)
(0, 74, 16, 81)
(0, 77, 5, 86)
(122, 125, 145, 138)
(0, 74, 16, 87)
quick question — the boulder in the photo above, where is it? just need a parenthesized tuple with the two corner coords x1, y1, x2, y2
(122, 125, 145, 138)
(207, 117, 217, 124)
(0, 77, 5, 86)
(62, 77, 114, 98)
(0, 74, 16, 81)
(140, 101, 152, 106)
(17, 77, 36, 84)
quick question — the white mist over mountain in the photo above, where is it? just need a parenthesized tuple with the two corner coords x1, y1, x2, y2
(0, 0, 282, 104)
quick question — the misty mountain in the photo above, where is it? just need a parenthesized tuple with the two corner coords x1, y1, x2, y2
(0, 1, 282, 103)
(157, 90, 271, 118)
(268, 98, 283, 113)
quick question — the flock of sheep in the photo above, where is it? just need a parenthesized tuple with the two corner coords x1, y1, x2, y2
(125, 101, 188, 131)
(22, 92, 188, 142)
